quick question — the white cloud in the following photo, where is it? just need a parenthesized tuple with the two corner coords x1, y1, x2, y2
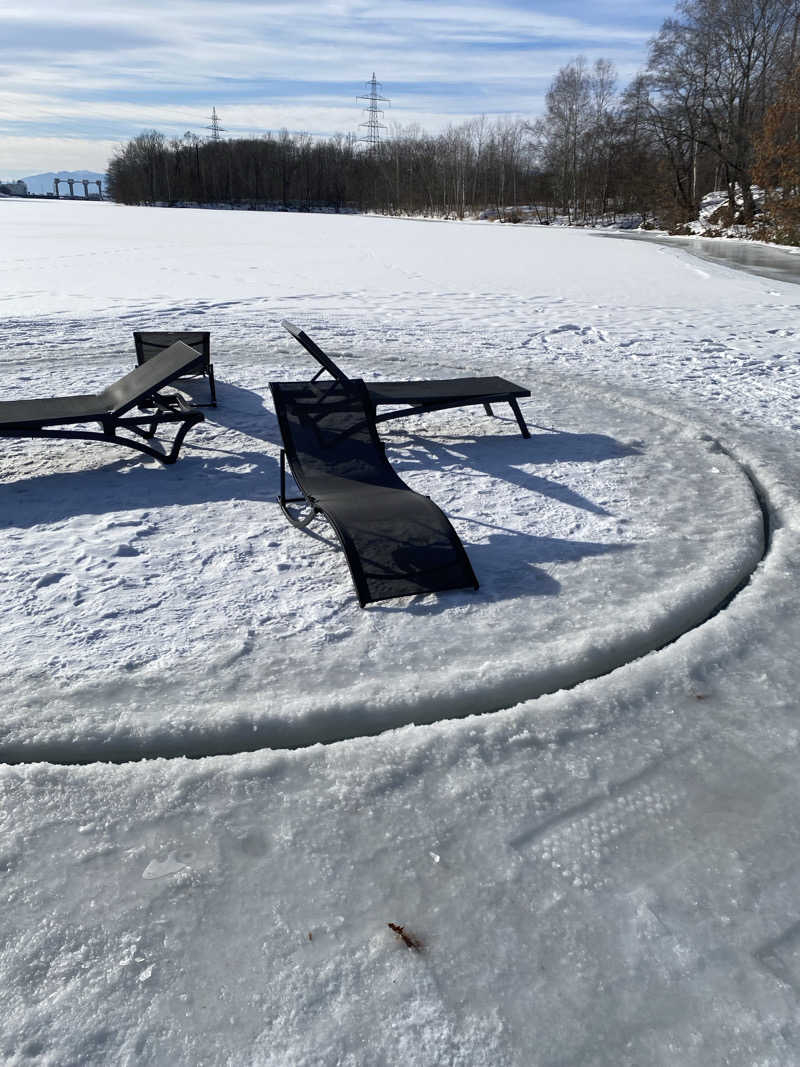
(0, 0, 665, 172)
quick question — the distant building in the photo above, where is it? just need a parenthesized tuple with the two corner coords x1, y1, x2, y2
(0, 179, 28, 196)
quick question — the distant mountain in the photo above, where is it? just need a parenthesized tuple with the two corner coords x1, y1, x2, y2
(22, 171, 106, 196)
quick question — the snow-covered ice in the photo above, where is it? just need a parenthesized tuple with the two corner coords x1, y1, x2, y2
(2, 200, 800, 1064)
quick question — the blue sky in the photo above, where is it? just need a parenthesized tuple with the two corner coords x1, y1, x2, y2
(0, 0, 673, 178)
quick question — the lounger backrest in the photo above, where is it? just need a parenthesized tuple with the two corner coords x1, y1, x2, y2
(281, 320, 351, 385)
(134, 331, 209, 370)
(270, 379, 399, 492)
(100, 341, 207, 415)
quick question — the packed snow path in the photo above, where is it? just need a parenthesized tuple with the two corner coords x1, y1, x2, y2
(2, 201, 800, 1065)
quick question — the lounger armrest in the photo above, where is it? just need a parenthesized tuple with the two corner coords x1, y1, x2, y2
(143, 390, 193, 414)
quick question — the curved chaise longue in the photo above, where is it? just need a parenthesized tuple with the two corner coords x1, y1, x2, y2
(270, 377, 479, 607)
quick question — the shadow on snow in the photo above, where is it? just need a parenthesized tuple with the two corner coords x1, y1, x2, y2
(1, 381, 636, 611)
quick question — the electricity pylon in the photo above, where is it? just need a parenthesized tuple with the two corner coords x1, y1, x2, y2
(357, 74, 389, 149)
(206, 107, 226, 142)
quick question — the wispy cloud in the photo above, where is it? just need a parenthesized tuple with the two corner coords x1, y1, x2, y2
(0, 0, 669, 176)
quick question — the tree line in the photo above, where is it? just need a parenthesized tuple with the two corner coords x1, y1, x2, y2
(106, 120, 542, 221)
(107, 0, 800, 241)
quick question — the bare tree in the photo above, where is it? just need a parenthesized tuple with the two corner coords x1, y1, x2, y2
(648, 0, 800, 221)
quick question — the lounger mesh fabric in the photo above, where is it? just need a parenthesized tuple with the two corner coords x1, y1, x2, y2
(366, 377, 530, 404)
(270, 379, 479, 606)
(281, 319, 531, 438)
(1, 394, 109, 426)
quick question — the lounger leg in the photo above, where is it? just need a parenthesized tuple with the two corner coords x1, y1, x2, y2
(483, 403, 494, 416)
(508, 398, 531, 438)
(118, 411, 205, 463)
(160, 414, 204, 463)
(207, 362, 217, 406)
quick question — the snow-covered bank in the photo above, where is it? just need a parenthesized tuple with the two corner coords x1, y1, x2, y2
(2, 199, 800, 1064)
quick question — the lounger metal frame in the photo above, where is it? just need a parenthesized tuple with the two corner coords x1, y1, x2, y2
(278, 447, 318, 528)
(6, 397, 203, 465)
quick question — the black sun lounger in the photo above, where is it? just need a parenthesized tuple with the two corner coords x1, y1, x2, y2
(281, 319, 531, 438)
(270, 378, 479, 607)
(134, 330, 216, 405)
(0, 340, 205, 465)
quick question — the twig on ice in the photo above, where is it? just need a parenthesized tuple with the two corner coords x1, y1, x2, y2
(387, 922, 423, 951)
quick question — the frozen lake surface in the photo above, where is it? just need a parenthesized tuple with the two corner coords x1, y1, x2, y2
(2, 201, 800, 1065)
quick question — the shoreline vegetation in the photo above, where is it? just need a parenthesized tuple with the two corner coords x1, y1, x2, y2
(79, 191, 800, 253)
(106, 0, 800, 247)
